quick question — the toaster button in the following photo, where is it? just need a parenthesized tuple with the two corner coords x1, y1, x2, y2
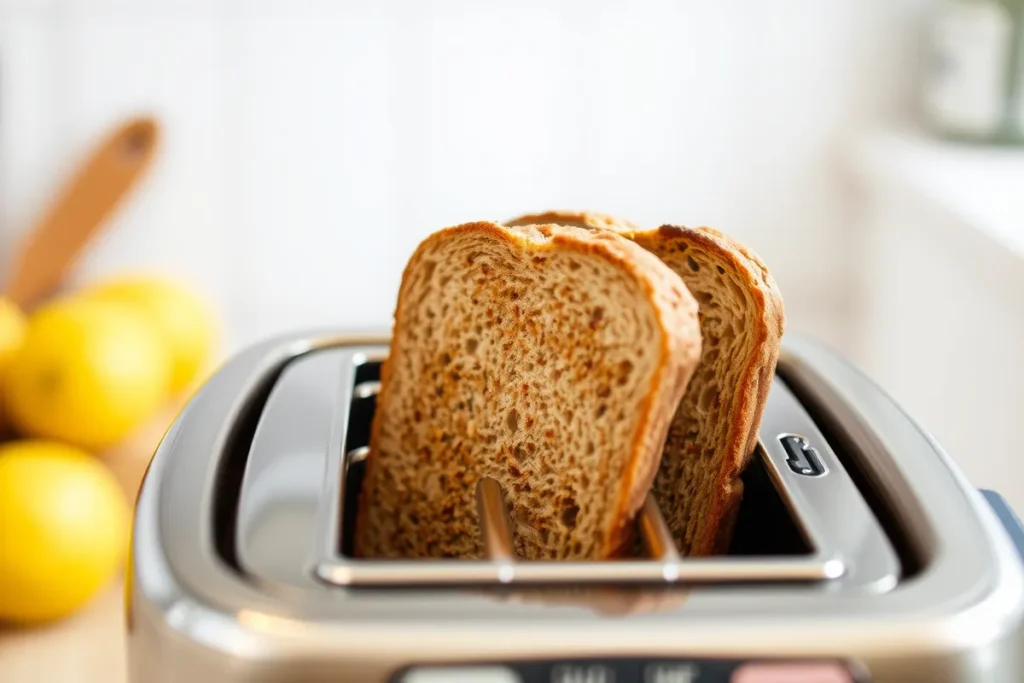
(400, 665, 522, 683)
(550, 663, 618, 682)
(731, 662, 855, 682)
(642, 662, 702, 682)
(542, 660, 723, 682)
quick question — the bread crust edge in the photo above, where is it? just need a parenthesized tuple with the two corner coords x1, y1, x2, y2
(650, 224, 785, 556)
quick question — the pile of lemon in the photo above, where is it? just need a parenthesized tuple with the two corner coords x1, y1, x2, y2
(0, 276, 216, 625)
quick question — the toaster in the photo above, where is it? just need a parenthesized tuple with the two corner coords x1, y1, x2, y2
(126, 330, 1024, 683)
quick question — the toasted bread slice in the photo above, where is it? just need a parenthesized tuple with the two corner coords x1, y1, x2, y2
(354, 221, 701, 560)
(507, 212, 785, 555)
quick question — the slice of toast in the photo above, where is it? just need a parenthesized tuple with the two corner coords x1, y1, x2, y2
(507, 212, 785, 555)
(354, 221, 702, 560)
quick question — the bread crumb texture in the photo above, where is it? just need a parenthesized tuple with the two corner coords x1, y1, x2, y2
(635, 225, 784, 555)
(354, 221, 700, 561)
(507, 212, 785, 556)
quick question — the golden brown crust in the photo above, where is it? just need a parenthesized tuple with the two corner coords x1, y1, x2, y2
(649, 224, 784, 555)
(356, 220, 700, 559)
(505, 210, 639, 233)
(711, 480, 743, 555)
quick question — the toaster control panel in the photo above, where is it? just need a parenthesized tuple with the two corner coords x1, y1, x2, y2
(397, 659, 864, 682)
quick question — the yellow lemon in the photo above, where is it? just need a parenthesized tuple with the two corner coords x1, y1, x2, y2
(0, 298, 27, 433)
(81, 275, 217, 395)
(3, 297, 171, 450)
(0, 440, 130, 624)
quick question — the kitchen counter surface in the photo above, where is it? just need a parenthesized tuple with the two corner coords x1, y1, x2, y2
(0, 579, 126, 683)
(845, 126, 1024, 288)
(0, 401, 182, 683)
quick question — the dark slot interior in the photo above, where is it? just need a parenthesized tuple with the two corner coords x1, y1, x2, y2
(211, 363, 291, 574)
(729, 445, 812, 556)
(339, 360, 811, 559)
(354, 361, 381, 385)
(340, 389, 376, 557)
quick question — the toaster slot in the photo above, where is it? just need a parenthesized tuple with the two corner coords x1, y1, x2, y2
(776, 358, 927, 580)
(234, 346, 355, 583)
(312, 345, 903, 589)
(755, 377, 902, 591)
(222, 337, 898, 590)
(340, 428, 812, 563)
(331, 441, 835, 586)
(230, 342, 388, 585)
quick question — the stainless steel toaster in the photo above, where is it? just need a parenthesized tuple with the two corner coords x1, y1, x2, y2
(126, 331, 1024, 683)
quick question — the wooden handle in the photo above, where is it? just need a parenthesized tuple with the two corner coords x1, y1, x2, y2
(4, 116, 160, 309)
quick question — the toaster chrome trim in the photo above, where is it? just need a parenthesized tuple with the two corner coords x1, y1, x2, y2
(128, 332, 1024, 683)
(222, 333, 895, 589)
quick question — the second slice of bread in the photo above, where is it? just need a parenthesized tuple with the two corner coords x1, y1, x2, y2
(508, 212, 785, 556)
(354, 221, 701, 560)
(630, 224, 784, 555)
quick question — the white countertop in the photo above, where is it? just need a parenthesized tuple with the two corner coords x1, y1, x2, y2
(842, 126, 1024, 512)
(846, 126, 1024, 263)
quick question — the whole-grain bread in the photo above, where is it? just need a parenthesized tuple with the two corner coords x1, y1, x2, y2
(353, 220, 701, 560)
(507, 212, 785, 556)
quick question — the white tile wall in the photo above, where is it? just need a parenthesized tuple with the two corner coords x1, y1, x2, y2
(0, 0, 930, 352)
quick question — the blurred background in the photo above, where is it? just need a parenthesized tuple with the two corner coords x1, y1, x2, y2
(0, 0, 929, 346)
(2, 0, 1015, 494)
(1, 0, 1023, 678)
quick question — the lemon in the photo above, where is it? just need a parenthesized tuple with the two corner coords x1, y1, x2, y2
(80, 275, 217, 395)
(0, 440, 130, 624)
(3, 297, 172, 450)
(0, 298, 27, 433)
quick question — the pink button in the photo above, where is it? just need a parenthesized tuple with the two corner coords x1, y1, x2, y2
(732, 662, 854, 683)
